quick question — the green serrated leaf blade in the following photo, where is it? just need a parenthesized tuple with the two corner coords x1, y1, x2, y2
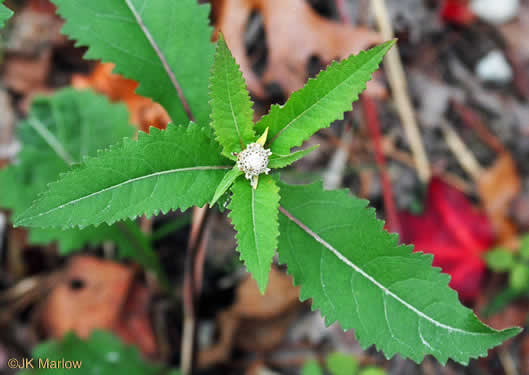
(52, 0, 214, 127)
(268, 145, 320, 169)
(0, 89, 134, 246)
(15, 124, 231, 229)
(278, 180, 520, 364)
(210, 34, 256, 158)
(229, 175, 279, 293)
(0, 0, 13, 29)
(256, 41, 394, 154)
(211, 166, 243, 206)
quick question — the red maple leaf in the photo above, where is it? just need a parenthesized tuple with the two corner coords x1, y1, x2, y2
(440, 0, 476, 25)
(398, 177, 494, 301)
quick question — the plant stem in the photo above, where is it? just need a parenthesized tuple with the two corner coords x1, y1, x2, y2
(181, 206, 210, 375)
(361, 95, 400, 233)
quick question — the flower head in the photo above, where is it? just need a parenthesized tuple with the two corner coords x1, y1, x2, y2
(237, 143, 272, 182)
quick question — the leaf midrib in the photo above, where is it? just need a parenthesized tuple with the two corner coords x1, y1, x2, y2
(123, 0, 193, 122)
(18, 165, 231, 225)
(28, 118, 75, 166)
(279, 206, 491, 336)
(265, 48, 388, 149)
(222, 46, 245, 150)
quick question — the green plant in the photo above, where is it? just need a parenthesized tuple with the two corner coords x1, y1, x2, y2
(9, 0, 520, 366)
(0, 0, 12, 28)
(486, 235, 529, 292)
(0, 89, 165, 282)
(21, 331, 180, 375)
(301, 352, 383, 375)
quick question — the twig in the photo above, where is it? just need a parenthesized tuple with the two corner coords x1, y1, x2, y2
(181, 206, 210, 375)
(361, 95, 400, 233)
(441, 119, 484, 180)
(371, 0, 431, 183)
(380, 135, 473, 193)
(498, 347, 519, 375)
(452, 101, 506, 154)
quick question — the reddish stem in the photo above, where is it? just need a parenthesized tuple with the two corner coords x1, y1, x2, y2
(452, 101, 505, 154)
(361, 94, 401, 234)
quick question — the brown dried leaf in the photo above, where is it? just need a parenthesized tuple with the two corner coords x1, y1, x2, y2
(477, 153, 521, 248)
(40, 256, 157, 356)
(72, 63, 170, 132)
(214, 0, 384, 99)
(198, 268, 301, 368)
(3, 51, 51, 95)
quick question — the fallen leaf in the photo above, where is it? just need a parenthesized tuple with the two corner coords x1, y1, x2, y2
(198, 268, 301, 368)
(3, 51, 51, 95)
(40, 256, 157, 357)
(398, 177, 495, 301)
(477, 153, 521, 249)
(72, 63, 170, 132)
(440, 0, 476, 25)
(214, 0, 384, 99)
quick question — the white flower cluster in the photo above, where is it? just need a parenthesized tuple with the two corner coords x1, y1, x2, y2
(237, 142, 272, 180)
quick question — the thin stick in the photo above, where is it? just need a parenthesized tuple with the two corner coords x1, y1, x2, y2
(452, 101, 506, 154)
(371, 0, 431, 182)
(181, 206, 210, 375)
(441, 120, 484, 179)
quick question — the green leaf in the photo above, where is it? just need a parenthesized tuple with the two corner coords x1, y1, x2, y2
(255, 41, 395, 155)
(0, 0, 13, 29)
(358, 368, 386, 375)
(326, 352, 359, 375)
(228, 175, 280, 293)
(509, 264, 529, 291)
(268, 145, 320, 169)
(485, 249, 515, 272)
(277, 180, 521, 365)
(210, 33, 256, 158)
(21, 330, 180, 375)
(15, 124, 231, 229)
(0, 89, 165, 280)
(302, 360, 323, 375)
(0, 89, 134, 247)
(520, 234, 529, 261)
(211, 166, 243, 206)
(52, 0, 214, 127)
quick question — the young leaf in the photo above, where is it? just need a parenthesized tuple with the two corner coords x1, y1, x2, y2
(0, 89, 134, 250)
(268, 145, 320, 169)
(255, 41, 395, 155)
(0, 0, 13, 28)
(52, 0, 215, 126)
(211, 166, 243, 206)
(21, 330, 181, 375)
(15, 124, 231, 229)
(228, 175, 280, 293)
(301, 360, 323, 375)
(277, 180, 520, 364)
(485, 249, 515, 272)
(210, 33, 256, 158)
(326, 352, 359, 375)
